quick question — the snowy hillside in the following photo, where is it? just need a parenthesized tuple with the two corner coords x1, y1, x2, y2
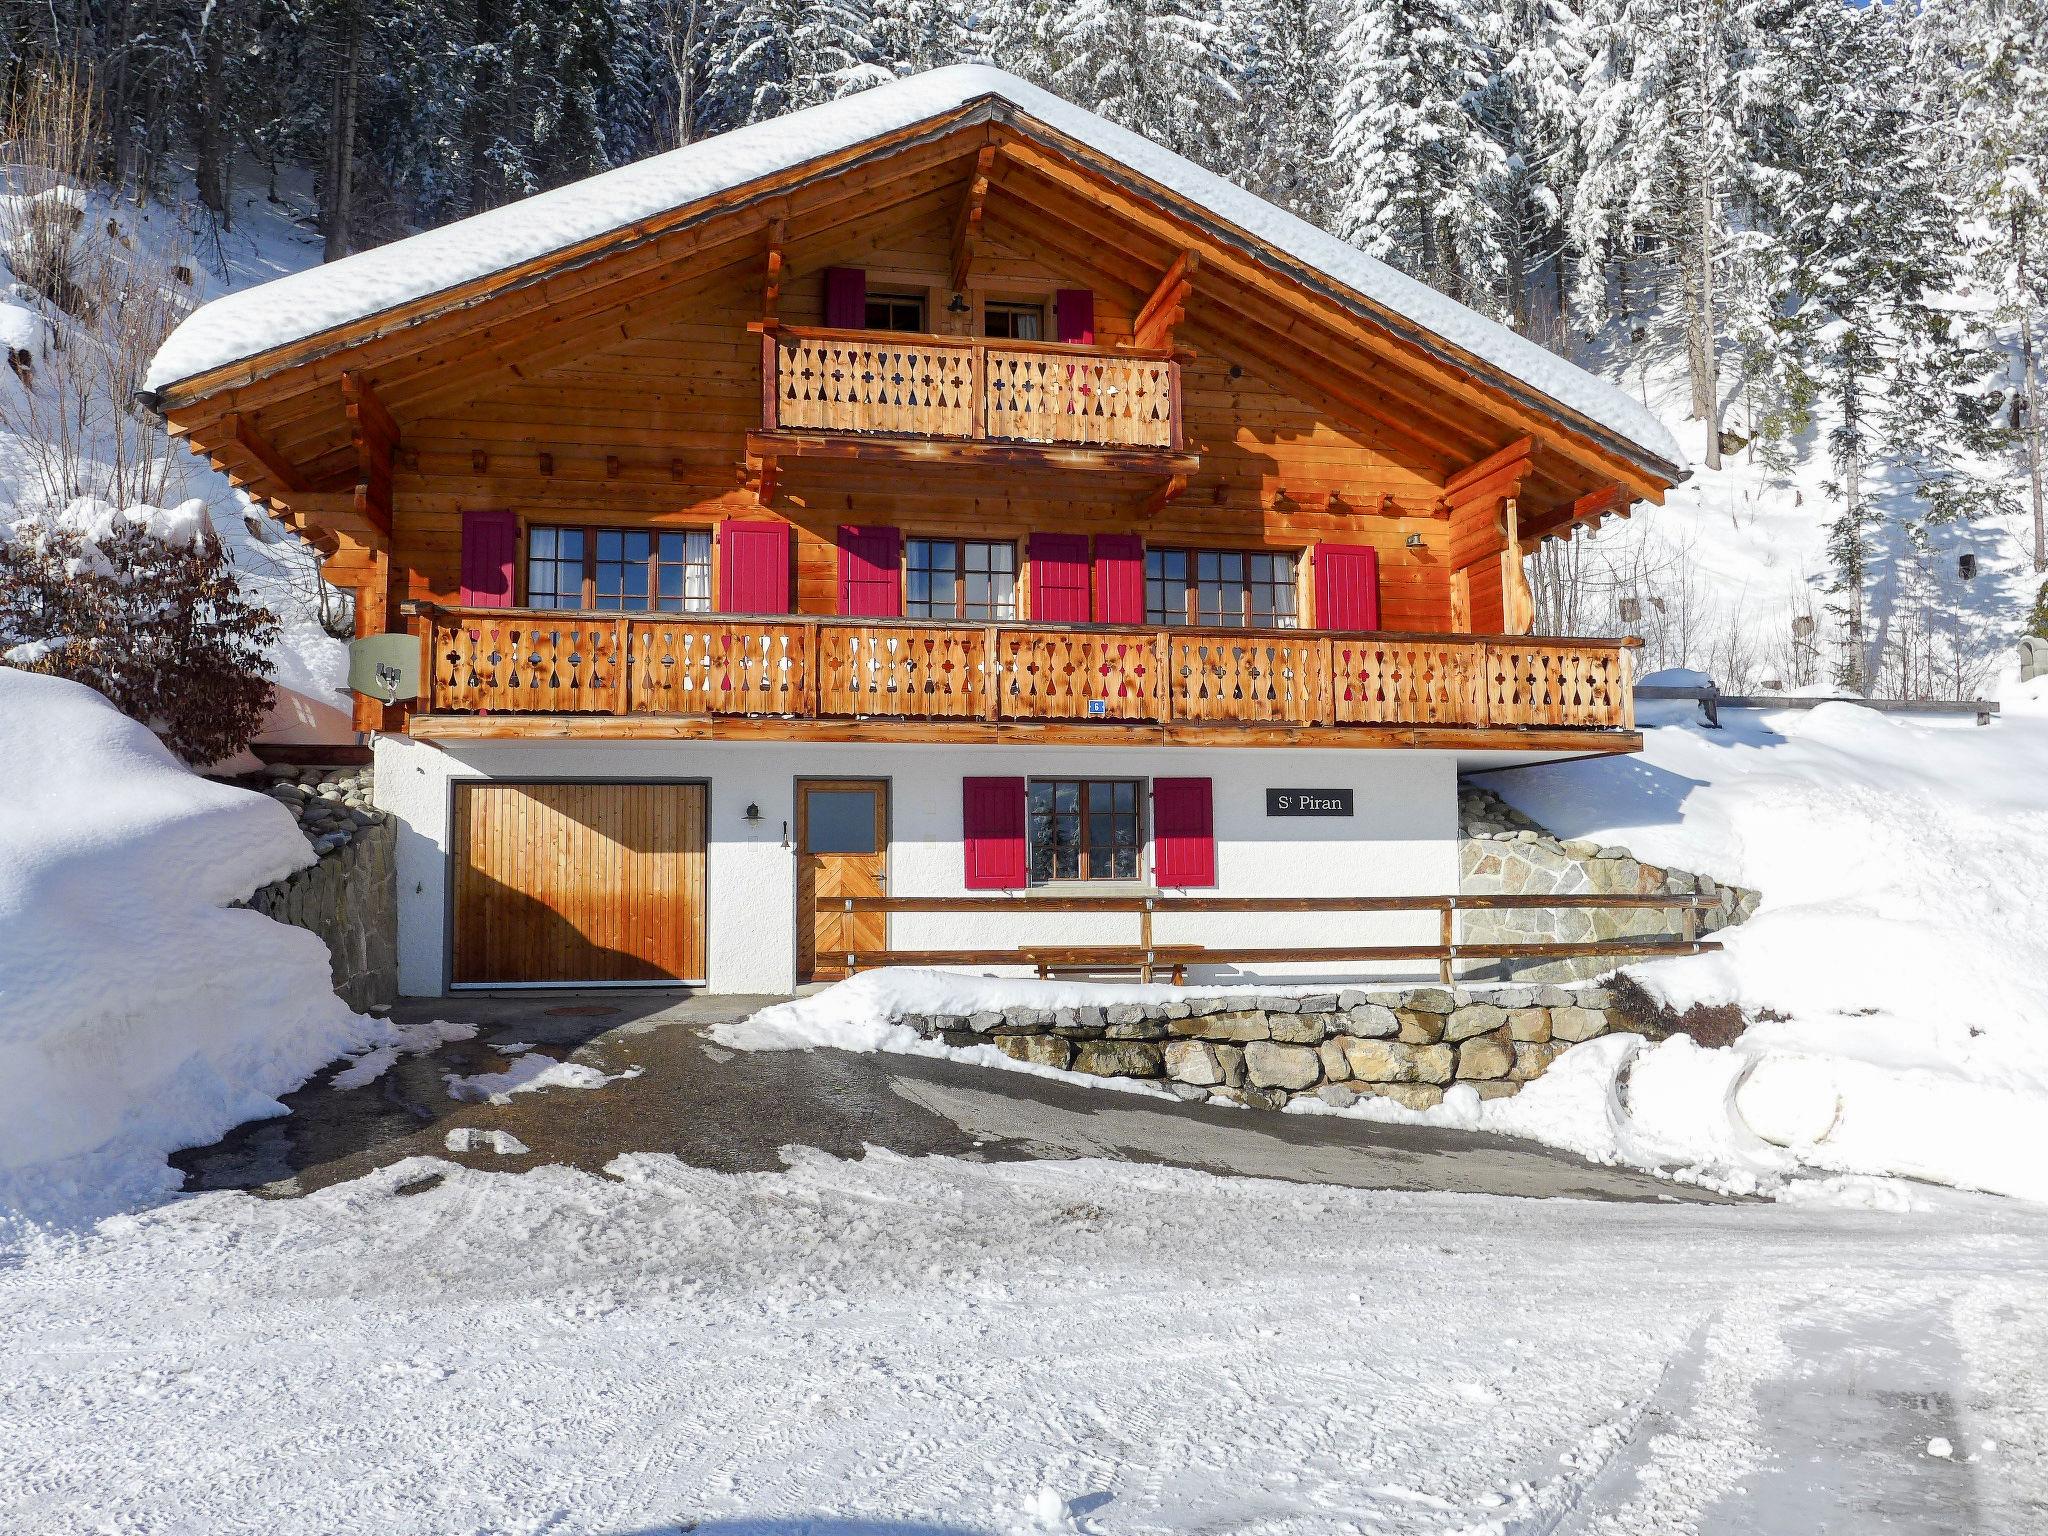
(1563, 341, 2039, 700)
(0, 172, 346, 716)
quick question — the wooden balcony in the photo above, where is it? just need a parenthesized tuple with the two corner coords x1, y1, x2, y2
(756, 326, 1189, 467)
(409, 609, 1639, 751)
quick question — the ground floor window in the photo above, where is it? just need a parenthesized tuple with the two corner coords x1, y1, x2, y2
(527, 525, 713, 612)
(1145, 547, 1299, 628)
(1028, 778, 1142, 882)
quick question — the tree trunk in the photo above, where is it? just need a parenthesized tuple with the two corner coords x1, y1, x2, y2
(1693, 0, 1722, 471)
(323, 14, 360, 263)
(2019, 221, 2045, 574)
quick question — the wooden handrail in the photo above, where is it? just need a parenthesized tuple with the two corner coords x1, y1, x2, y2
(403, 600, 1643, 649)
(825, 890, 1723, 983)
(773, 322, 1178, 362)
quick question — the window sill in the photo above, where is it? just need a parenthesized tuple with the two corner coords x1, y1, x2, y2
(1026, 880, 1160, 896)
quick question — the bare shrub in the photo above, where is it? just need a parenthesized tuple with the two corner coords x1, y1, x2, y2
(0, 506, 277, 763)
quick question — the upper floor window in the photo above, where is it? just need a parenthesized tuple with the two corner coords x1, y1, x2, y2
(527, 525, 712, 612)
(984, 300, 1045, 341)
(906, 537, 1017, 621)
(1145, 548, 1299, 628)
(865, 291, 926, 331)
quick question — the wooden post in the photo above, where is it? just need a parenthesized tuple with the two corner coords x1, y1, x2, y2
(970, 342, 986, 441)
(761, 331, 780, 432)
(1682, 904, 1699, 945)
(803, 623, 821, 719)
(1155, 630, 1172, 723)
(1439, 903, 1455, 985)
(613, 618, 631, 715)
(984, 624, 1001, 720)
(1318, 637, 1336, 726)
(1167, 360, 1184, 452)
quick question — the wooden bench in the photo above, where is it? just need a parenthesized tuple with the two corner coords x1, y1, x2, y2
(1018, 945, 1207, 984)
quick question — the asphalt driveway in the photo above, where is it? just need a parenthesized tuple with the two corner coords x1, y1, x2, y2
(177, 989, 1724, 1203)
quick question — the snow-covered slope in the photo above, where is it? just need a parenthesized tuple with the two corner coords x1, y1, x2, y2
(1467, 674, 2048, 1199)
(0, 671, 378, 1228)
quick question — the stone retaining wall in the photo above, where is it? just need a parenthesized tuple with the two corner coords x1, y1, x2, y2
(1458, 783, 1760, 982)
(901, 983, 1642, 1110)
(237, 767, 397, 1012)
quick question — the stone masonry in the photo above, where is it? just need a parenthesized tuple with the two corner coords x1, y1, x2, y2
(898, 983, 1643, 1111)
(1458, 782, 1760, 983)
(233, 765, 398, 1012)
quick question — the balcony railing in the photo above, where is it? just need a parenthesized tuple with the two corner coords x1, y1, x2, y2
(763, 325, 1183, 451)
(419, 610, 1636, 734)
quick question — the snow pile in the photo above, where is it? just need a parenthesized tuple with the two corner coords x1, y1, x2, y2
(1462, 677, 2048, 1200)
(146, 66, 1681, 473)
(0, 669, 380, 1226)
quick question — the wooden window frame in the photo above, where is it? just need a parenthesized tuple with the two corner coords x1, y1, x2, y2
(982, 296, 1048, 341)
(1027, 777, 1145, 885)
(1144, 545, 1302, 630)
(863, 289, 929, 333)
(524, 523, 714, 613)
(904, 535, 1019, 622)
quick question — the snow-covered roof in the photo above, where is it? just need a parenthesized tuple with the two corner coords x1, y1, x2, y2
(145, 66, 1685, 477)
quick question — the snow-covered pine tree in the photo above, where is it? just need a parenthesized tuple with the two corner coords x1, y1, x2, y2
(1330, 0, 1506, 310)
(1935, 0, 2048, 572)
(1753, 0, 1988, 691)
(1053, 0, 1239, 167)
(1571, 0, 1763, 469)
(1225, 0, 1340, 224)
(1474, 0, 1586, 340)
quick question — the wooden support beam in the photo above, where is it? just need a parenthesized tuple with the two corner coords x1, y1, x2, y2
(227, 413, 306, 495)
(1444, 436, 1534, 498)
(341, 371, 399, 453)
(949, 144, 997, 293)
(1134, 249, 1197, 350)
(761, 216, 786, 321)
(1501, 496, 1535, 635)
(746, 449, 780, 509)
(1138, 473, 1188, 520)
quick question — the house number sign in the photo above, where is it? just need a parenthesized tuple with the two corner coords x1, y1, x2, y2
(1266, 789, 1353, 817)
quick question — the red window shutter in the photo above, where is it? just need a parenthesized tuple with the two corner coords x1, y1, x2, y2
(1315, 543, 1382, 631)
(1055, 288, 1095, 345)
(837, 524, 902, 616)
(963, 777, 1027, 889)
(459, 509, 518, 608)
(1153, 777, 1215, 888)
(1093, 534, 1144, 624)
(824, 266, 867, 329)
(718, 520, 791, 614)
(1029, 532, 1092, 623)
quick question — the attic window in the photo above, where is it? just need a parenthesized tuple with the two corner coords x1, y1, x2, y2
(864, 291, 926, 331)
(984, 300, 1044, 341)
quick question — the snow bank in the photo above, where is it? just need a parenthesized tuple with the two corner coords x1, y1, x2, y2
(0, 670, 379, 1226)
(1458, 677, 2048, 1201)
(146, 67, 1682, 474)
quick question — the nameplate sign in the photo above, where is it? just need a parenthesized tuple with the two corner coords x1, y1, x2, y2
(1266, 788, 1352, 817)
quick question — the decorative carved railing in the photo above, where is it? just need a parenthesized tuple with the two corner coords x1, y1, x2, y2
(765, 325, 1182, 451)
(424, 609, 1636, 735)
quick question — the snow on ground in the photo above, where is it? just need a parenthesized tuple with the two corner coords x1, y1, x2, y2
(1462, 675, 2048, 1201)
(0, 670, 380, 1228)
(443, 1053, 644, 1102)
(1, 1148, 2043, 1533)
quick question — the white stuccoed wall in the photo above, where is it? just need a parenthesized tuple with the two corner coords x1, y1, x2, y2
(375, 736, 1459, 995)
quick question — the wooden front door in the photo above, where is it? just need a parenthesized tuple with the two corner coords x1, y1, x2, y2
(797, 779, 889, 982)
(451, 781, 707, 986)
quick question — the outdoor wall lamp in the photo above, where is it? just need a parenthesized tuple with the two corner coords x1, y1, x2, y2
(744, 802, 761, 823)
(1405, 533, 1424, 548)
(947, 292, 969, 314)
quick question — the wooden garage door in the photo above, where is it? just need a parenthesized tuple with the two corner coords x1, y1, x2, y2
(452, 782, 706, 985)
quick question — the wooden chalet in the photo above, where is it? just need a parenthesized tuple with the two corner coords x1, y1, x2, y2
(147, 67, 1688, 995)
